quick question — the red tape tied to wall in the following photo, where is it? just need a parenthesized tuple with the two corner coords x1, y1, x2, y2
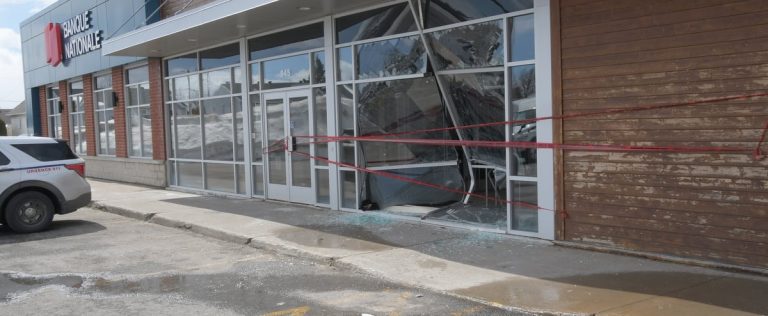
(267, 93, 768, 218)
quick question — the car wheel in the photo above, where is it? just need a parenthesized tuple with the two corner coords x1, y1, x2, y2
(4, 191, 55, 233)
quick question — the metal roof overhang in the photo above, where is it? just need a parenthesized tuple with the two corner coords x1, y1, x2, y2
(102, 0, 387, 57)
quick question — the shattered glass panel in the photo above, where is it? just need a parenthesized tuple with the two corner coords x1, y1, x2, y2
(336, 3, 417, 44)
(356, 36, 426, 80)
(426, 20, 504, 70)
(356, 77, 457, 167)
(426, 167, 507, 230)
(367, 166, 463, 211)
(424, 0, 533, 28)
(509, 65, 537, 177)
(442, 71, 506, 167)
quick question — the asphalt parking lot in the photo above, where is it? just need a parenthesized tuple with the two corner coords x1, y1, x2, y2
(0, 208, 514, 316)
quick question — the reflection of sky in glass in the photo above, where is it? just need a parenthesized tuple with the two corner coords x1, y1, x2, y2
(338, 47, 353, 81)
(263, 54, 310, 88)
(510, 14, 535, 62)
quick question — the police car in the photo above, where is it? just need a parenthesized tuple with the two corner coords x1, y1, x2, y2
(0, 137, 91, 233)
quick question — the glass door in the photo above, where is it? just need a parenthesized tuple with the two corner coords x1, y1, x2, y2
(264, 90, 314, 204)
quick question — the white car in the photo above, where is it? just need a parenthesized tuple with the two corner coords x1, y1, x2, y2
(0, 137, 91, 233)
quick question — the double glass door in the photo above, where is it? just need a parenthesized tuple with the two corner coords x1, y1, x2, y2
(264, 90, 314, 204)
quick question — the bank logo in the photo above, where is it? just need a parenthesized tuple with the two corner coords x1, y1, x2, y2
(44, 23, 64, 67)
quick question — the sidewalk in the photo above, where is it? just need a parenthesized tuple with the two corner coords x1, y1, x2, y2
(87, 179, 768, 316)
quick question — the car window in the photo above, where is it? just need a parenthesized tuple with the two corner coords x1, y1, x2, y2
(12, 141, 78, 162)
(0, 150, 9, 166)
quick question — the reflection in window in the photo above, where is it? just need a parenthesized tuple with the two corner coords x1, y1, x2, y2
(248, 23, 323, 61)
(250, 96, 262, 162)
(202, 97, 235, 161)
(337, 47, 353, 81)
(510, 65, 536, 177)
(314, 88, 328, 166)
(249, 63, 260, 91)
(356, 36, 426, 80)
(202, 69, 232, 97)
(166, 53, 198, 76)
(206, 163, 235, 193)
(509, 14, 535, 62)
(337, 84, 355, 165)
(172, 102, 202, 159)
(336, 3, 417, 44)
(312, 52, 326, 84)
(171, 75, 200, 101)
(262, 54, 310, 90)
(423, 0, 533, 28)
(442, 71, 506, 167)
(200, 43, 240, 70)
(356, 77, 457, 167)
(426, 20, 504, 70)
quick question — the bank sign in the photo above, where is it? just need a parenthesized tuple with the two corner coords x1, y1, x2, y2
(44, 10, 102, 67)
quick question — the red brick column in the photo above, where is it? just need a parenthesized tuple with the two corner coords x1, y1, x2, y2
(149, 58, 167, 160)
(38, 87, 48, 137)
(112, 66, 128, 158)
(58, 81, 70, 141)
(83, 74, 97, 156)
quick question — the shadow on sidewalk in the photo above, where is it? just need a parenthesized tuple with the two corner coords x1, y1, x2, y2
(0, 220, 106, 244)
(161, 195, 768, 314)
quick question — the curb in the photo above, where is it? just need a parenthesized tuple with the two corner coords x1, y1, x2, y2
(88, 201, 582, 316)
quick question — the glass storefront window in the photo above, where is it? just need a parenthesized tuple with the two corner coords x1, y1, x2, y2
(166, 53, 198, 76)
(69, 81, 86, 155)
(335, 3, 416, 44)
(125, 65, 152, 158)
(312, 52, 326, 84)
(202, 97, 235, 161)
(202, 69, 232, 97)
(337, 47, 353, 81)
(356, 36, 426, 80)
(46, 86, 62, 139)
(509, 14, 535, 62)
(262, 54, 310, 90)
(94, 74, 115, 156)
(356, 77, 457, 167)
(443, 71, 506, 167)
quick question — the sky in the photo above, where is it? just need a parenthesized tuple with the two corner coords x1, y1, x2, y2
(0, 0, 57, 109)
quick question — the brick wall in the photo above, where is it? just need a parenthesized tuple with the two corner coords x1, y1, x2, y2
(162, 0, 217, 18)
(58, 81, 69, 141)
(83, 74, 96, 156)
(38, 87, 48, 137)
(149, 58, 167, 160)
(111, 66, 128, 158)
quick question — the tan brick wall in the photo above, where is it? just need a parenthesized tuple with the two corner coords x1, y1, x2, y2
(83, 74, 96, 156)
(38, 87, 48, 137)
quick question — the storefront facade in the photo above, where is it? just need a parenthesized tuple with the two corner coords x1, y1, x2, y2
(21, 0, 768, 270)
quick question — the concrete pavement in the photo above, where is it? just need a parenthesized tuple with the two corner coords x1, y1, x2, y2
(88, 179, 768, 315)
(0, 209, 510, 315)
